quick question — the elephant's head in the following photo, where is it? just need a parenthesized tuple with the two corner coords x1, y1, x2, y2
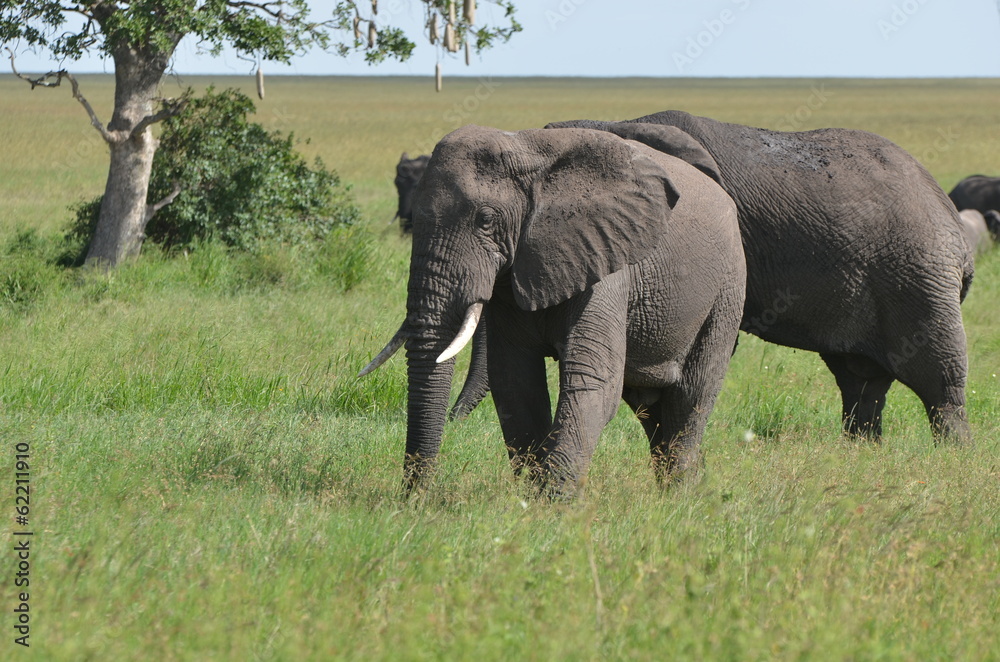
(985, 209, 1000, 243)
(394, 153, 430, 232)
(363, 125, 697, 492)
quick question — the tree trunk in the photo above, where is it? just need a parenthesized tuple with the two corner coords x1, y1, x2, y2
(86, 129, 158, 267)
(84, 46, 171, 268)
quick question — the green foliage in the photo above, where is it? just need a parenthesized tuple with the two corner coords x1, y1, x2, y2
(0, 0, 331, 63)
(2, 1, 520, 69)
(315, 225, 376, 292)
(0, 228, 64, 311)
(67, 88, 361, 255)
(332, 1, 521, 63)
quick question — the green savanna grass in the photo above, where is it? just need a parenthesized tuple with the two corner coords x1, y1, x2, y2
(0, 75, 998, 660)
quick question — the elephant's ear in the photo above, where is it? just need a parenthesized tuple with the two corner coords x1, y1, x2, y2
(547, 120, 723, 187)
(511, 130, 679, 311)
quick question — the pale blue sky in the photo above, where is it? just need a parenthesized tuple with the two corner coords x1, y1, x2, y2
(11, 0, 1000, 78)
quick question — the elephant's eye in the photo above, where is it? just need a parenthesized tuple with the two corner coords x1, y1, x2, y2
(475, 207, 498, 233)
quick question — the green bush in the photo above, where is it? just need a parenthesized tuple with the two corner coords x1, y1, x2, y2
(67, 87, 361, 258)
(0, 229, 65, 310)
(315, 225, 375, 292)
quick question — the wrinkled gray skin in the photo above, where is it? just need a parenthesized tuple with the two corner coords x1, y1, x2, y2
(384, 125, 746, 495)
(949, 174, 1000, 215)
(394, 152, 487, 419)
(958, 209, 1000, 255)
(545, 111, 974, 442)
(394, 153, 430, 233)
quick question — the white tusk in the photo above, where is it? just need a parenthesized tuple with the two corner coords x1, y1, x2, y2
(358, 325, 407, 377)
(436, 303, 483, 364)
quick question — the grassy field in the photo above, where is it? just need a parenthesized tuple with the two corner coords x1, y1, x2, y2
(1, 75, 999, 660)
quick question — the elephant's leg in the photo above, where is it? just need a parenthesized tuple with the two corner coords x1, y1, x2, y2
(622, 388, 665, 450)
(820, 353, 894, 439)
(541, 297, 629, 495)
(487, 320, 551, 477)
(651, 299, 739, 485)
(880, 322, 972, 443)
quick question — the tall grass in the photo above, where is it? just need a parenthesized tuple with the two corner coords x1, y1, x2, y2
(0, 75, 998, 659)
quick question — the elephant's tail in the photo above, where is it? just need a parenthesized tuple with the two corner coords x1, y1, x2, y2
(960, 251, 974, 303)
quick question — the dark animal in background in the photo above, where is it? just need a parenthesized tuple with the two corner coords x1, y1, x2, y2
(949, 174, 1000, 215)
(362, 125, 746, 495)
(539, 112, 975, 443)
(394, 153, 429, 233)
(957, 209, 1000, 255)
(985, 210, 1000, 242)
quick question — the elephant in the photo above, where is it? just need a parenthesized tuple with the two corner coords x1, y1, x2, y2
(957, 209, 1000, 255)
(542, 111, 975, 442)
(393, 153, 430, 232)
(949, 174, 1000, 215)
(361, 124, 747, 495)
(394, 150, 487, 418)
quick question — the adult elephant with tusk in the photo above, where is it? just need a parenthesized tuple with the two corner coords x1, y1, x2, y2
(361, 124, 746, 496)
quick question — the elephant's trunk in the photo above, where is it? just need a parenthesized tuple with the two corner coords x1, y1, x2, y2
(449, 317, 490, 420)
(402, 303, 484, 491)
(404, 339, 456, 493)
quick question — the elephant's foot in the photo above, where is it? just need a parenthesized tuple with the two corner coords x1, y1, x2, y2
(402, 455, 438, 499)
(821, 353, 893, 443)
(842, 411, 884, 442)
(532, 448, 590, 500)
(928, 404, 973, 445)
(650, 435, 704, 487)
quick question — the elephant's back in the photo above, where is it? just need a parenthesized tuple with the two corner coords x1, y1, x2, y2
(949, 175, 1000, 212)
(637, 111, 970, 354)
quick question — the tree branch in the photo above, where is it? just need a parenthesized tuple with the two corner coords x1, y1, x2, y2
(7, 47, 65, 88)
(66, 72, 115, 144)
(142, 180, 182, 232)
(225, 1, 286, 20)
(7, 48, 114, 144)
(130, 96, 189, 140)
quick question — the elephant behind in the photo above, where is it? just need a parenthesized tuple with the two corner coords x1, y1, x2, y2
(393, 153, 430, 233)
(949, 174, 1000, 215)
(958, 209, 1000, 255)
(363, 125, 746, 495)
(545, 111, 974, 443)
